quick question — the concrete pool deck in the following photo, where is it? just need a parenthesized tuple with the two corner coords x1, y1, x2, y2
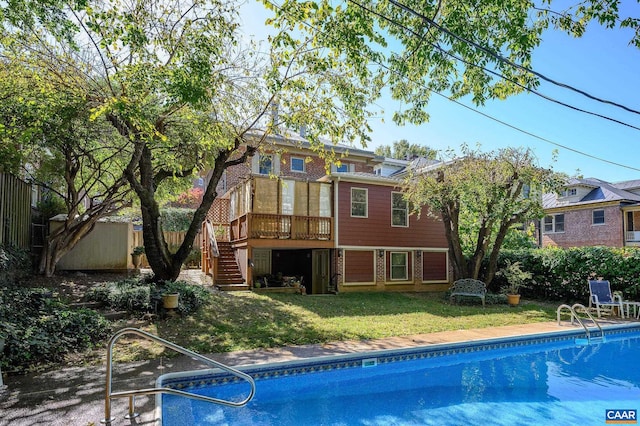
(0, 318, 635, 426)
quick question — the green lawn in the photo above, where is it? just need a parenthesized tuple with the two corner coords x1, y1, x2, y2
(119, 292, 557, 362)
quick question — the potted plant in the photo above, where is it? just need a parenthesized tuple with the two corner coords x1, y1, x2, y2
(160, 281, 180, 310)
(131, 246, 145, 269)
(498, 261, 531, 306)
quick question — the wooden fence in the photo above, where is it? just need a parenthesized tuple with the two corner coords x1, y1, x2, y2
(0, 173, 32, 249)
(132, 230, 201, 268)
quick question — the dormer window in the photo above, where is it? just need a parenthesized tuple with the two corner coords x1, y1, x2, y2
(560, 188, 577, 197)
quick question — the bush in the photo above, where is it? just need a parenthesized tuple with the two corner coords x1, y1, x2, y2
(161, 207, 196, 231)
(88, 278, 151, 313)
(0, 245, 32, 285)
(157, 280, 211, 315)
(0, 287, 111, 372)
(496, 246, 640, 302)
(88, 277, 211, 315)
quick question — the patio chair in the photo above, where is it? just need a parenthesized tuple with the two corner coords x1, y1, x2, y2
(588, 279, 623, 318)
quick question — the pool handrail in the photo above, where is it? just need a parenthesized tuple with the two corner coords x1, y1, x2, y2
(101, 327, 255, 425)
(557, 303, 604, 343)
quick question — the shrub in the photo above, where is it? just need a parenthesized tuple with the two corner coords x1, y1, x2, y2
(157, 280, 211, 315)
(184, 247, 201, 268)
(160, 207, 196, 231)
(0, 287, 111, 372)
(88, 277, 211, 315)
(496, 246, 640, 303)
(0, 245, 32, 285)
(88, 278, 151, 313)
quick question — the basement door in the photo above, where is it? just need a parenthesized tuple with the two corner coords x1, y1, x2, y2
(312, 249, 330, 294)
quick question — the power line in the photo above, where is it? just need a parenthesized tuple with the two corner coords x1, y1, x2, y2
(262, 0, 640, 173)
(347, 0, 640, 132)
(387, 0, 640, 117)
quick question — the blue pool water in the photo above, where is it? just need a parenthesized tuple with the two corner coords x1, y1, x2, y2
(159, 326, 640, 425)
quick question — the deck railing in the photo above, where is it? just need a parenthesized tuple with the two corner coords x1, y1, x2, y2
(230, 213, 332, 241)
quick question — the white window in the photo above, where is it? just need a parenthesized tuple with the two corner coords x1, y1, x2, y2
(351, 188, 367, 218)
(543, 214, 565, 233)
(391, 192, 408, 227)
(593, 209, 605, 225)
(390, 252, 408, 280)
(291, 157, 305, 173)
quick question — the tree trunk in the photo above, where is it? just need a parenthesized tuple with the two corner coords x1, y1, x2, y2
(129, 140, 243, 282)
(38, 217, 99, 277)
(439, 200, 467, 281)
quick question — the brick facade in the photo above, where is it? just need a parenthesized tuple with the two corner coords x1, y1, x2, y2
(542, 204, 623, 248)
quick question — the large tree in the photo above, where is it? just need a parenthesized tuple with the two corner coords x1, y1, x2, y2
(403, 145, 564, 283)
(2, 0, 380, 281)
(265, 0, 639, 121)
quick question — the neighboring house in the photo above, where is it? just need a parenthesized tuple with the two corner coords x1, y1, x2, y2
(541, 177, 640, 248)
(202, 133, 450, 293)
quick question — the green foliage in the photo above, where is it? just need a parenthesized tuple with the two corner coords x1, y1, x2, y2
(160, 208, 196, 232)
(88, 278, 151, 313)
(497, 261, 532, 295)
(158, 280, 212, 315)
(88, 278, 211, 315)
(184, 247, 202, 268)
(36, 194, 67, 219)
(404, 145, 564, 282)
(0, 244, 32, 285)
(132, 246, 145, 255)
(501, 223, 538, 250)
(374, 139, 437, 160)
(497, 247, 640, 302)
(0, 287, 111, 372)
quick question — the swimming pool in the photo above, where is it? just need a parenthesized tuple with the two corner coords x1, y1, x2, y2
(158, 325, 640, 425)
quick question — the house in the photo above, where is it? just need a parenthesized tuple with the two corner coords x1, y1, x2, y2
(541, 177, 640, 248)
(202, 133, 450, 293)
(319, 172, 449, 292)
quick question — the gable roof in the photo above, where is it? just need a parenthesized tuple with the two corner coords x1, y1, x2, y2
(543, 177, 640, 209)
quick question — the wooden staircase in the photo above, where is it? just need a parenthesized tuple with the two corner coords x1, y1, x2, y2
(214, 241, 249, 291)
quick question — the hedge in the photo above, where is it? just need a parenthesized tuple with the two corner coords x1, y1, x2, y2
(495, 246, 640, 303)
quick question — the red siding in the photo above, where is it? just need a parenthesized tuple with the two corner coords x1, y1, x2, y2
(344, 250, 375, 282)
(422, 251, 447, 281)
(337, 182, 447, 248)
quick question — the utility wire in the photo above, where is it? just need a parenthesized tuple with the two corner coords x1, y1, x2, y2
(263, 0, 640, 173)
(348, 0, 640, 132)
(387, 0, 640, 117)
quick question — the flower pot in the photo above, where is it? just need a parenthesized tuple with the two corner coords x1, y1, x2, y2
(507, 294, 521, 306)
(162, 293, 179, 309)
(131, 253, 142, 269)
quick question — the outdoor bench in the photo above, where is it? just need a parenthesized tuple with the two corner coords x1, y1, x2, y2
(449, 278, 487, 307)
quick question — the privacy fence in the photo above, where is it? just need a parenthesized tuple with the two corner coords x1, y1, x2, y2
(0, 173, 31, 249)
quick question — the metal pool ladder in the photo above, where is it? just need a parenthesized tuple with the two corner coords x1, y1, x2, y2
(101, 327, 255, 425)
(557, 303, 605, 345)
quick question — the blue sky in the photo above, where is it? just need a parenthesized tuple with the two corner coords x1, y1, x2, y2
(240, 1, 640, 183)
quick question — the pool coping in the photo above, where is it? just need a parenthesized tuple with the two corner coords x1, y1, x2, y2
(155, 322, 640, 424)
